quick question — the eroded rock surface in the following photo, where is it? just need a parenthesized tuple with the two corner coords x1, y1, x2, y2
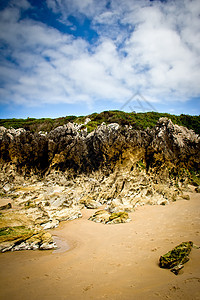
(159, 241, 194, 275)
(1, 118, 199, 177)
(89, 210, 131, 224)
(0, 210, 57, 252)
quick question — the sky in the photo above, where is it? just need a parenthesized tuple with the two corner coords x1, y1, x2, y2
(0, 0, 200, 119)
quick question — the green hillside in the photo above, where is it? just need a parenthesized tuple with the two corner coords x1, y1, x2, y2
(0, 111, 199, 135)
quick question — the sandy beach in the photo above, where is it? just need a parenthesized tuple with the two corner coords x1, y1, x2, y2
(0, 191, 200, 300)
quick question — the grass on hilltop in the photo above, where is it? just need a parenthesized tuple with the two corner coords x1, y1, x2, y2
(0, 111, 199, 135)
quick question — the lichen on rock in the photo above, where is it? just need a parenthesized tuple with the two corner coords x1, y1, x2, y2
(159, 241, 194, 275)
(0, 210, 57, 252)
(88, 210, 110, 224)
(0, 225, 57, 252)
(88, 210, 131, 224)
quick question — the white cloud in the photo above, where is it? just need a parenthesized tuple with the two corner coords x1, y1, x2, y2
(0, 0, 200, 110)
(46, 0, 107, 17)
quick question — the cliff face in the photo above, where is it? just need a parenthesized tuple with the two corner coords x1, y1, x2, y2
(0, 117, 199, 252)
(146, 118, 200, 180)
(0, 117, 199, 179)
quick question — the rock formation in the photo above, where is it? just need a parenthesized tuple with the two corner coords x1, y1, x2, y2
(159, 241, 194, 275)
(89, 210, 131, 224)
(0, 117, 199, 177)
(0, 118, 199, 251)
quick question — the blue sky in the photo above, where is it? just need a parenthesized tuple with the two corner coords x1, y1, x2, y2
(0, 0, 200, 119)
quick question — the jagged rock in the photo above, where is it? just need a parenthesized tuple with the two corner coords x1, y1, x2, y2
(107, 123, 120, 130)
(40, 242, 56, 250)
(0, 126, 7, 138)
(49, 207, 82, 222)
(159, 241, 193, 274)
(0, 241, 15, 252)
(79, 196, 101, 209)
(107, 198, 134, 213)
(84, 118, 91, 125)
(89, 210, 131, 224)
(0, 203, 12, 210)
(146, 118, 200, 181)
(23, 207, 50, 225)
(41, 219, 59, 230)
(88, 210, 110, 224)
(38, 232, 56, 250)
(0, 119, 199, 179)
(12, 242, 36, 251)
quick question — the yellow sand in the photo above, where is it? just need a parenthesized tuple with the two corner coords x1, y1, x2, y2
(0, 191, 200, 300)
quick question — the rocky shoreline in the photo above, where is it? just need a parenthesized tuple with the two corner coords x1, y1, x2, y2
(0, 117, 199, 252)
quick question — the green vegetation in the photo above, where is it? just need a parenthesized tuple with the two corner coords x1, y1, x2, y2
(0, 226, 33, 243)
(159, 241, 193, 269)
(136, 160, 146, 169)
(189, 169, 200, 186)
(0, 111, 199, 134)
(0, 116, 76, 133)
(109, 211, 129, 222)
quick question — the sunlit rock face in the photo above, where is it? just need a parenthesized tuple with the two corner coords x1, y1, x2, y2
(0, 118, 199, 177)
(0, 118, 199, 251)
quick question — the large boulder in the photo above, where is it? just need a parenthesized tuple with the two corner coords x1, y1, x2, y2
(159, 241, 193, 275)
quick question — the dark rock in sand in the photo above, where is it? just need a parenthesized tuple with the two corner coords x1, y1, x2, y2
(159, 241, 193, 274)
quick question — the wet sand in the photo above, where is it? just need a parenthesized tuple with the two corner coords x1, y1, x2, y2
(0, 191, 200, 300)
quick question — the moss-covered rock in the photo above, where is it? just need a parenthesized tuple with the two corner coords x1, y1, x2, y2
(0, 226, 56, 252)
(88, 210, 110, 224)
(88, 210, 131, 224)
(107, 212, 130, 224)
(0, 226, 34, 243)
(159, 241, 193, 274)
(0, 210, 56, 252)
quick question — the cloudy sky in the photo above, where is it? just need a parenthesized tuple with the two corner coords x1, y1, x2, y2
(0, 0, 200, 118)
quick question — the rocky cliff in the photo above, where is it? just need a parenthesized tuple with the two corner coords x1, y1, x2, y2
(0, 118, 199, 252)
(0, 117, 199, 177)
